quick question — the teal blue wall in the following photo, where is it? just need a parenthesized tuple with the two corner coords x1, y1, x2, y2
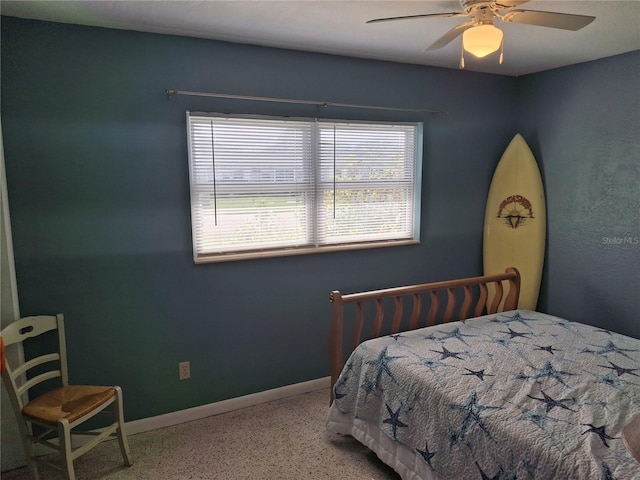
(1, 17, 519, 420)
(517, 51, 640, 339)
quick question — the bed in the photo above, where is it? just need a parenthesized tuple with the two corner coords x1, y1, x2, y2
(325, 268, 640, 479)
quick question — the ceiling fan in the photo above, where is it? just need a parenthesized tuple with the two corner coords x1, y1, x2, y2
(367, 0, 595, 66)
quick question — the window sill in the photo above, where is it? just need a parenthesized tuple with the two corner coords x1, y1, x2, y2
(194, 239, 420, 264)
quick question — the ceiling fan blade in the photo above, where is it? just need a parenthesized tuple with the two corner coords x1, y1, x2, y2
(502, 9, 595, 31)
(424, 21, 474, 52)
(366, 12, 465, 24)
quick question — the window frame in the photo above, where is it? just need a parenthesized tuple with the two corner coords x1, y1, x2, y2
(186, 111, 423, 263)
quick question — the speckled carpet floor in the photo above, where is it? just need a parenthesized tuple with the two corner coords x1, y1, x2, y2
(2, 388, 400, 480)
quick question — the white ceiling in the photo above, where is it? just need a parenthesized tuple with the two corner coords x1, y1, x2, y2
(1, 0, 639, 76)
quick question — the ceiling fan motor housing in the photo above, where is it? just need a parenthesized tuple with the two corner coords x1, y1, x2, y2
(462, 1, 503, 25)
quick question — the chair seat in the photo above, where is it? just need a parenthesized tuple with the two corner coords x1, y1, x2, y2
(23, 385, 116, 425)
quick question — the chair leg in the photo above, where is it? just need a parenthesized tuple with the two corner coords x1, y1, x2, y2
(18, 420, 39, 480)
(58, 420, 76, 480)
(21, 436, 39, 480)
(114, 386, 133, 467)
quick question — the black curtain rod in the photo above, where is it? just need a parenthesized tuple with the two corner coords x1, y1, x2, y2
(165, 89, 447, 114)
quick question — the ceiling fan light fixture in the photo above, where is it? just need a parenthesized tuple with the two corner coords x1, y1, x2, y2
(463, 24, 503, 58)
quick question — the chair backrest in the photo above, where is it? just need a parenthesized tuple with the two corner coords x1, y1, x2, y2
(1, 314, 68, 413)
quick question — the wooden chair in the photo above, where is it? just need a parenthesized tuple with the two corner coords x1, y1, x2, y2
(0, 314, 132, 480)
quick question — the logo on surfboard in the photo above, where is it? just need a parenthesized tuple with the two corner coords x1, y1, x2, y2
(497, 194, 534, 229)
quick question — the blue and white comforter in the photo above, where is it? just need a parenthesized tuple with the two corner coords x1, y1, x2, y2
(326, 310, 640, 479)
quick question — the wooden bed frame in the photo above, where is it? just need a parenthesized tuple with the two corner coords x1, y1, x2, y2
(328, 267, 521, 399)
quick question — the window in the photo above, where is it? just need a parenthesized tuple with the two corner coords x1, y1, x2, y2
(187, 112, 422, 263)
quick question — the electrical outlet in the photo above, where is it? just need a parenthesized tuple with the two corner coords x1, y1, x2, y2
(178, 361, 190, 380)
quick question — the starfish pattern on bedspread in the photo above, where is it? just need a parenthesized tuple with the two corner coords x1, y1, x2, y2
(436, 326, 478, 345)
(365, 346, 403, 389)
(593, 371, 623, 388)
(489, 336, 523, 349)
(527, 390, 575, 413)
(518, 407, 561, 430)
(430, 345, 464, 360)
(420, 332, 438, 341)
(419, 357, 442, 373)
(582, 340, 639, 361)
(515, 406, 574, 458)
(516, 361, 576, 386)
(449, 392, 501, 445)
(489, 311, 540, 328)
(499, 327, 531, 339)
(383, 403, 408, 440)
(580, 424, 619, 448)
(416, 441, 436, 468)
(333, 362, 355, 400)
(463, 368, 492, 381)
(598, 361, 640, 377)
(549, 319, 574, 331)
(359, 378, 378, 399)
(534, 344, 560, 355)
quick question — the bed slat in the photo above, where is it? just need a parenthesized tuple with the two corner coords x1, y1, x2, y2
(372, 299, 384, 338)
(426, 291, 438, 327)
(391, 296, 403, 333)
(442, 287, 456, 323)
(475, 284, 488, 317)
(353, 302, 364, 350)
(460, 285, 472, 321)
(488, 281, 504, 314)
(408, 294, 421, 331)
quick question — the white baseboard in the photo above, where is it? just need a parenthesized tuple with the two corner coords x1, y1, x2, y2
(125, 376, 330, 436)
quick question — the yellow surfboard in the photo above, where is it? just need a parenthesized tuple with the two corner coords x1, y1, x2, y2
(483, 134, 546, 310)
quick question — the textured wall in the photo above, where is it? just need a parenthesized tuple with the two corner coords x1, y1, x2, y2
(518, 51, 640, 338)
(1, 16, 517, 420)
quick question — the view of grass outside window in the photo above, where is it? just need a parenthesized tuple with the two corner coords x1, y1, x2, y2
(187, 112, 422, 262)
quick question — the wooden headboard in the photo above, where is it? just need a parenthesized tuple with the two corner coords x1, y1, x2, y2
(328, 267, 521, 400)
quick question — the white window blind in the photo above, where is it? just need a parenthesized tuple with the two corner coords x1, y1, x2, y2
(187, 112, 421, 262)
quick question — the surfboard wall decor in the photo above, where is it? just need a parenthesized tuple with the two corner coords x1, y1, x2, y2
(483, 134, 546, 310)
